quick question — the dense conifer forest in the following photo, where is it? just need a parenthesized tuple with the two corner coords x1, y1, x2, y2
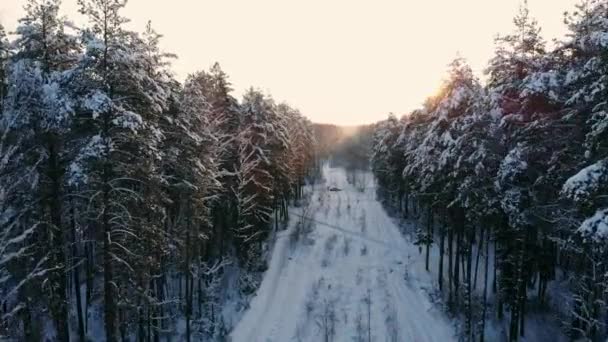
(0, 1, 315, 340)
(1, 0, 608, 341)
(371, 2, 608, 340)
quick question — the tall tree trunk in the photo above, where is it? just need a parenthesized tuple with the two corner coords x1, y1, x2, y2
(138, 300, 145, 342)
(198, 272, 203, 318)
(474, 227, 484, 290)
(119, 307, 127, 341)
(438, 215, 445, 292)
(466, 226, 474, 341)
(20, 294, 34, 340)
(518, 233, 527, 339)
(72, 206, 86, 342)
(85, 237, 92, 334)
(47, 136, 69, 342)
(147, 301, 152, 342)
(274, 200, 279, 232)
(425, 207, 432, 271)
(448, 226, 454, 307)
(493, 242, 498, 295)
(509, 308, 519, 342)
(155, 274, 164, 342)
(404, 192, 409, 218)
(454, 227, 461, 307)
(184, 201, 194, 342)
(480, 227, 490, 342)
(103, 191, 116, 342)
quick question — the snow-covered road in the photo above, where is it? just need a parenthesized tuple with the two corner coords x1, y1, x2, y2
(231, 166, 456, 342)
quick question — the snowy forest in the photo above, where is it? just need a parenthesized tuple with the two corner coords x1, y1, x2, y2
(0, 0, 316, 340)
(1, 0, 608, 341)
(371, 2, 608, 341)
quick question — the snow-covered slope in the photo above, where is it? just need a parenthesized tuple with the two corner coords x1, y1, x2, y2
(231, 165, 456, 342)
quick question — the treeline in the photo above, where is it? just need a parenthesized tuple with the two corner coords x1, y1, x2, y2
(330, 125, 373, 172)
(313, 123, 373, 170)
(0, 1, 315, 341)
(371, 2, 607, 342)
(312, 124, 342, 159)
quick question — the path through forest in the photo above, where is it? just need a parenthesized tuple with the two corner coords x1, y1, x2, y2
(230, 165, 456, 342)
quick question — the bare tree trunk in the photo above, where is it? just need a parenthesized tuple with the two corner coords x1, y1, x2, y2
(480, 227, 490, 342)
(47, 136, 69, 342)
(454, 227, 461, 307)
(474, 227, 484, 289)
(84, 229, 93, 333)
(466, 227, 474, 341)
(155, 274, 164, 342)
(275, 205, 278, 232)
(448, 226, 454, 307)
(72, 206, 86, 342)
(138, 299, 145, 341)
(425, 207, 432, 271)
(185, 205, 192, 342)
(404, 192, 409, 218)
(20, 293, 35, 340)
(147, 301, 152, 342)
(518, 233, 527, 339)
(493, 243, 498, 296)
(119, 307, 127, 341)
(438, 214, 445, 292)
(509, 308, 519, 342)
(198, 272, 203, 318)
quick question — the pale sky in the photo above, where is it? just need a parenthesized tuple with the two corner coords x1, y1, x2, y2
(1, 0, 575, 125)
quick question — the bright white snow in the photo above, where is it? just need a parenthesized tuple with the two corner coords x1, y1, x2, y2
(230, 165, 456, 342)
(562, 160, 607, 203)
(578, 208, 608, 242)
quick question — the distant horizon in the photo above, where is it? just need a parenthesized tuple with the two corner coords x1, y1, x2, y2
(312, 121, 375, 127)
(2, 0, 574, 125)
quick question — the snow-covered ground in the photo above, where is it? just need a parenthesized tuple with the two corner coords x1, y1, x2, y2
(231, 165, 456, 342)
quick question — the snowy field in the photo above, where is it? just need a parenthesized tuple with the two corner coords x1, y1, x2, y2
(231, 165, 456, 342)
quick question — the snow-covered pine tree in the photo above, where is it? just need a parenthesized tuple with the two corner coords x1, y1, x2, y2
(486, 0, 545, 99)
(0, 90, 48, 340)
(558, 2, 608, 337)
(369, 1, 608, 340)
(208, 64, 242, 253)
(272, 103, 297, 222)
(485, 3, 553, 338)
(0, 1, 80, 339)
(450, 92, 503, 342)
(0, 2, 319, 340)
(71, 0, 174, 339)
(168, 73, 222, 341)
(371, 114, 405, 208)
(126, 21, 178, 341)
(181, 64, 241, 257)
(207, 64, 241, 252)
(561, 160, 608, 339)
(234, 89, 277, 274)
(286, 108, 315, 202)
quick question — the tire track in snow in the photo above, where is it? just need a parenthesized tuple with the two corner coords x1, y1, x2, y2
(290, 212, 402, 250)
(230, 166, 456, 342)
